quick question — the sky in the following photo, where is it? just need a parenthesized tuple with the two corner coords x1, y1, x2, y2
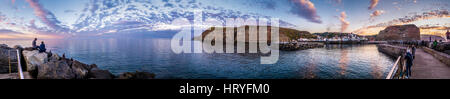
(0, 0, 449, 39)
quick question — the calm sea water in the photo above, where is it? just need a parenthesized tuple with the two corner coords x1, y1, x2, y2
(1, 38, 394, 79)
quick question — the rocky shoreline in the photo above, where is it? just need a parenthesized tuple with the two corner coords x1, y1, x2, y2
(0, 44, 155, 79)
(279, 42, 324, 51)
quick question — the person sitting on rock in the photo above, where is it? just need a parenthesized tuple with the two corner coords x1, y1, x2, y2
(32, 38, 38, 49)
(38, 41, 46, 53)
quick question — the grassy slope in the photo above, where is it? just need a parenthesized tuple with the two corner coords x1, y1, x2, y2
(194, 25, 316, 42)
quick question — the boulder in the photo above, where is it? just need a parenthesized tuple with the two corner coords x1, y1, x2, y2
(117, 71, 155, 79)
(71, 60, 89, 79)
(23, 47, 35, 51)
(37, 60, 75, 79)
(13, 45, 22, 49)
(87, 65, 114, 79)
(22, 50, 48, 72)
(88, 64, 98, 71)
(49, 53, 61, 61)
(87, 69, 115, 79)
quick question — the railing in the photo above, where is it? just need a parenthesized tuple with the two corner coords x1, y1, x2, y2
(386, 56, 402, 79)
(16, 49, 24, 79)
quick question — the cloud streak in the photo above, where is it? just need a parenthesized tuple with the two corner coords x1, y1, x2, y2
(354, 10, 450, 35)
(370, 10, 384, 19)
(338, 11, 350, 32)
(368, 0, 379, 10)
(0, 29, 23, 34)
(25, 0, 67, 32)
(290, 0, 322, 23)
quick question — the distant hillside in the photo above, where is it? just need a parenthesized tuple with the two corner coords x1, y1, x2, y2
(194, 25, 316, 42)
(376, 24, 420, 41)
(313, 32, 363, 38)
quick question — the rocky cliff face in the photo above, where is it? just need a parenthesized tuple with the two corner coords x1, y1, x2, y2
(376, 24, 420, 41)
(195, 25, 316, 43)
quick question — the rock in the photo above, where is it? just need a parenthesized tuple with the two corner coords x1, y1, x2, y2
(280, 42, 324, 51)
(37, 60, 75, 79)
(376, 24, 420, 41)
(0, 44, 7, 48)
(117, 71, 155, 79)
(22, 50, 48, 72)
(23, 47, 34, 51)
(49, 53, 61, 61)
(89, 64, 98, 71)
(13, 45, 22, 49)
(18, 49, 153, 79)
(87, 69, 115, 79)
(86, 64, 114, 79)
(117, 72, 134, 79)
(71, 60, 89, 79)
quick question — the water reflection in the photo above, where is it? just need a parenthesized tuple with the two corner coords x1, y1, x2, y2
(304, 53, 317, 79)
(1, 38, 395, 79)
(338, 47, 349, 77)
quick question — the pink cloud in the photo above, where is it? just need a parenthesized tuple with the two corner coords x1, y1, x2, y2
(370, 10, 385, 19)
(290, 0, 322, 23)
(25, 0, 65, 31)
(368, 0, 379, 10)
(338, 11, 350, 32)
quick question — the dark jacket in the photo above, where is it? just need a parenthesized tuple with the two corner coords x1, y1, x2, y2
(39, 43, 46, 52)
(32, 40, 37, 48)
(405, 52, 413, 67)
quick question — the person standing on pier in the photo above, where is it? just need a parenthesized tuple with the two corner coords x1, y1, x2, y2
(433, 40, 438, 49)
(404, 49, 414, 78)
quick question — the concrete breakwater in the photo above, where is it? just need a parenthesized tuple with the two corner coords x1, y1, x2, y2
(376, 44, 407, 58)
(0, 44, 155, 79)
(279, 42, 324, 51)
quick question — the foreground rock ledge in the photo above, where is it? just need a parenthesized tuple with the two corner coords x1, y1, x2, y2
(20, 48, 155, 79)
